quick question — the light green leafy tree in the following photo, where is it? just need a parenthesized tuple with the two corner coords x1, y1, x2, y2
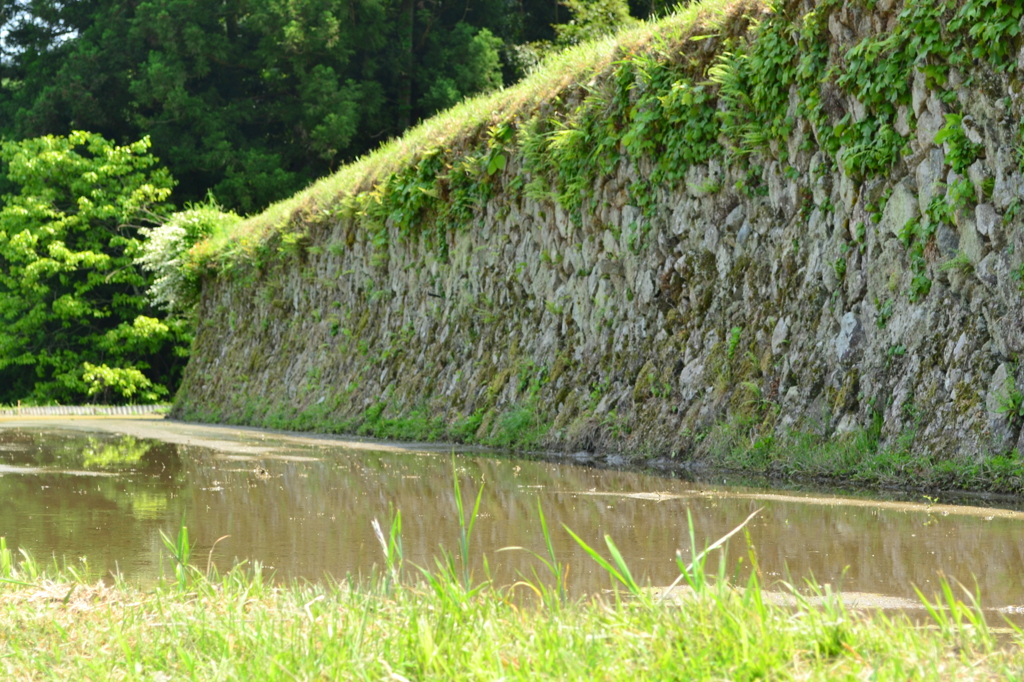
(0, 131, 190, 404)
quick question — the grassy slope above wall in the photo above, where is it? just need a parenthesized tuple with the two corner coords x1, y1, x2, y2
(185, 0, 754, 267)
(188, 0, 1023, 269)
(176, 0, 1024, 493)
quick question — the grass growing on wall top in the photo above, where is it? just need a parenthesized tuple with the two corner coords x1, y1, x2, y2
(187, 0, 761, 268)
(182, 0, 1024, 277)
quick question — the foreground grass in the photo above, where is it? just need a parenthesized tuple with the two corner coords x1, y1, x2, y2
(2, 530, 1024, 680)
(3, 575, 1023, 680)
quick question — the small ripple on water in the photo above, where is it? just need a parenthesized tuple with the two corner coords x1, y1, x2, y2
(0, 463, 117, 477)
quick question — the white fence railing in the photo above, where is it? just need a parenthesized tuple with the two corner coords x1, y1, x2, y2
(0, 404, 170, 417)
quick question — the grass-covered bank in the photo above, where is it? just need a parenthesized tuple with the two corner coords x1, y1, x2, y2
(3, 515, 1024, 680)
(183, 0, 753, 269)
(185, 0, 1024, 271)
(697, 418, 1024, 496)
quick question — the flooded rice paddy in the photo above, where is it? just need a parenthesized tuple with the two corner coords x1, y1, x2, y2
(2, 416, 1024, 620)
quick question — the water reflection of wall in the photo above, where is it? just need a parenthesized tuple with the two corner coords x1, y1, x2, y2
(2, 428, 1023, 608)
(180, 447, 1024, 607)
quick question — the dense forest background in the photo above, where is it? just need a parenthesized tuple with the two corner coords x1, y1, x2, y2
(0, 0, 667, 405)
(0, 0, 670, 213)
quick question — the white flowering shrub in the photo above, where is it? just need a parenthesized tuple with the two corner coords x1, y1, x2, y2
(138, 202, 241, 314)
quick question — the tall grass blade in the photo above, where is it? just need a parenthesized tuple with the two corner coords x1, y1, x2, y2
(563, 525, 640, 596)
(0, 577, 35, 587)
(159, 517, 193, 589)
(497, 499, 569, 607)
(372, 519, 388, 561)
(452, 457, 485, 591)
(389, 509, 404, 575)
(602, 534, 641, 595)
(0, 537, 11, 578)
(661, 507, 762, 603)
(18, 548, 39, 580)
(913, 584, 950, 632)
(372, 508, 404, 586)
(537, 498, 566, 606)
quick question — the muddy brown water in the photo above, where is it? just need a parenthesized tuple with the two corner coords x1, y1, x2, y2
(2, 416, 1024, 623)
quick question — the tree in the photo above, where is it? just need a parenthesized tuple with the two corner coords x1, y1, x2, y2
(0, 0, 509, 213)
(0, 131, 188, 404)
(0, 0, 660, 215)
(554, 0, 636, 45)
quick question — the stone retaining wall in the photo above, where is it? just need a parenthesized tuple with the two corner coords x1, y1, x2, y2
(174, 0, 1024, 463)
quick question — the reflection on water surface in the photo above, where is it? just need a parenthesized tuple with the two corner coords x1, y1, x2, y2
(2, 422, 1024, 620)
